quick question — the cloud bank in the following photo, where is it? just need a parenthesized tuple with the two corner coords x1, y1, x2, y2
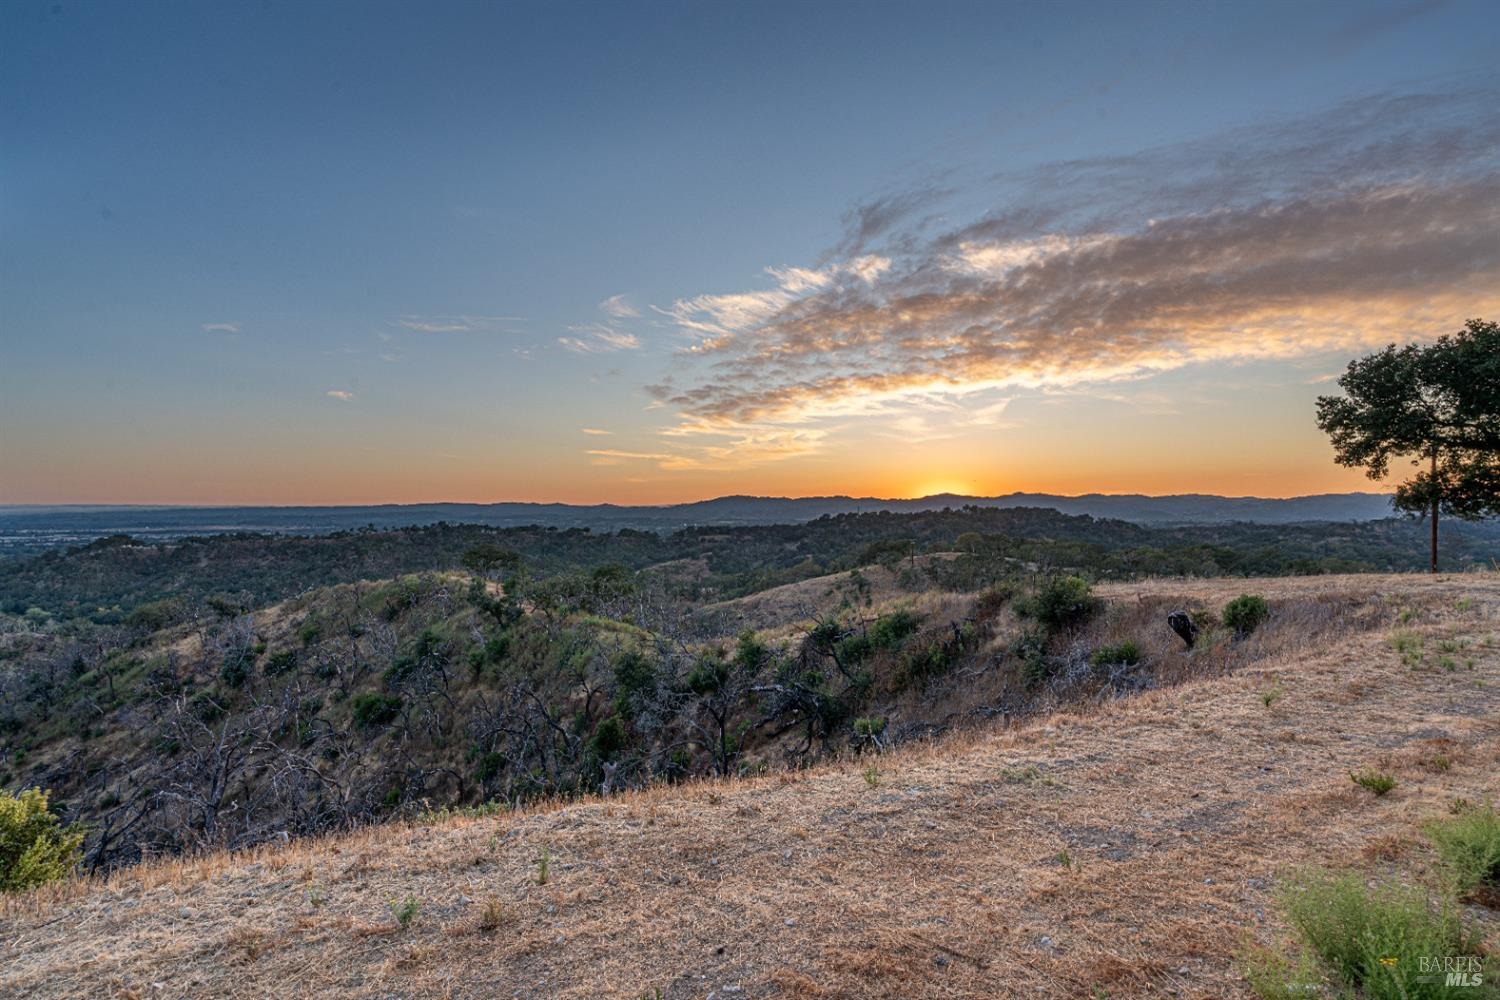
(639, 82, 1500, 466)
(395, 314, 522, 333)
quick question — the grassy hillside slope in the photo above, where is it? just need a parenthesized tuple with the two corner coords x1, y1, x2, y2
(3, 574, 1497, 998)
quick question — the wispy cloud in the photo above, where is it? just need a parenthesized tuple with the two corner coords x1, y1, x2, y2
(646, 82, 1500, 455)
(585, 448, 676, 467)
(395, 314, 523, 333)
(598, 294, 640, 318)
(585, 427, 826, 471)
(559, 324, 641, 354)
(1327, 0, 1449, 54)
(580, 427, 612, 435)
(325, 390, 355, 401)
(654, 256, 891, 351)
(201, 322, 240, 333)
(833, 182, 952, 258)
(559, 297, 648, 354)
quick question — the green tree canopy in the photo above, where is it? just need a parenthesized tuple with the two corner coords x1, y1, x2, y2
(459, 543, 523, 581)
(1316, 318, 1500, 571)
(0, 787, 85, 893)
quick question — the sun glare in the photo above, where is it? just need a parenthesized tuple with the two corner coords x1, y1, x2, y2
(908, 480, 974, 498)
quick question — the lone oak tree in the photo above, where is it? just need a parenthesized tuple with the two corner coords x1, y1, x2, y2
(1316, 319, 1500, 573)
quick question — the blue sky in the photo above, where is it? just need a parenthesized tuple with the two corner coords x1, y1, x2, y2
(2, 1, 1497, 504)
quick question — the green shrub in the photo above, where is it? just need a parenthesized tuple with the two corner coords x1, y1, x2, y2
(205, 595, 245, 619)
(1350, 769, 1397, 796)
(1238, 944, 1331, 1000)
(1090, 640, 1141, 667)
(124, 598, 183, 633)
(474, 750, 507, 784)
(388, 894, 420, 928)
(896, 635, 960, 688)
(351, 692, 403, 729)
(868, 609, 921, 650)
(832, 612, 921, 667)
(1011, 625, 1051, 688)
(806, 619, 845, 655)
(810, 687, 852, 733)
(1223, 594, 1270, 636)
(834, 631, 873, 665)
(686, 652, 729, 695)
(857, 538, 915, 568)
(1390, 629, 1425, 667)
(219, 656, 251, 688)
(416, 800, 506, 824)
(264, 650, 297, 676)
(1021, 576, 1099, 631)
(383, 627, 448, 687)
(612, 648, 657, 718)
(588, 715, 627, 762)
(1426, 802, 1500, 901)
(0, 787, 85, 893)
(1278, 868, 1481, 1000)
(468, 634, 511, 676)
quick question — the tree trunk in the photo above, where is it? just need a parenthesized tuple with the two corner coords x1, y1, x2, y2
(1430, 450, 1439, 575)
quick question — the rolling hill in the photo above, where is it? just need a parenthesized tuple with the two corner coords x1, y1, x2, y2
(2, 573, 1495, 998)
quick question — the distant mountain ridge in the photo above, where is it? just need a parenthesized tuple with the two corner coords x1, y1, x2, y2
(0, 492, 1396, 555)
(661, 491, 1397, 525)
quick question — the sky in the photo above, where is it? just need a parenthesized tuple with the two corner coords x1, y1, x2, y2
(2, 0, 1497, 506)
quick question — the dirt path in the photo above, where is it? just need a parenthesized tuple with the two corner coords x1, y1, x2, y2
(4, 574, 1498, 998)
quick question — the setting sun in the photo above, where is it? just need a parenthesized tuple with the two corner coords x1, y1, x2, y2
(907, 480, 977, 499)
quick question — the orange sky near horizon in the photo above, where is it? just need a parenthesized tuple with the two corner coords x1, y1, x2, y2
(0, 381, 1390, 506)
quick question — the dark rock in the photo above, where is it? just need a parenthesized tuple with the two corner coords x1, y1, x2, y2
(1167, 610, 1198, 648)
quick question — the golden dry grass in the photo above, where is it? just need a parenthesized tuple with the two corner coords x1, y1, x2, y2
(700, 557, 970, 642)
(3, 573, 1498, 998)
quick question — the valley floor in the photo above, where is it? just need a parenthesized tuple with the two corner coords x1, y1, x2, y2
(3, 574, 1498, 998)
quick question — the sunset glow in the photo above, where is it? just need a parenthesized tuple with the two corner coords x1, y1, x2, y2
(2, 2, 1496, 506)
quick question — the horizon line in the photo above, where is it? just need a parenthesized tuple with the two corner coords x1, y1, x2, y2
(0, 489, 1397, 512)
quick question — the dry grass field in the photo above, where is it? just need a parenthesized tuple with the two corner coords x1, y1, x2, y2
(3, 574, 1497, 999)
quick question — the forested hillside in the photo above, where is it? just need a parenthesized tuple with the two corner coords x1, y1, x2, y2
(4, 507, 1497, 623)
(0, 491, 1398, 557)
(1, 503, 1497, 874)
